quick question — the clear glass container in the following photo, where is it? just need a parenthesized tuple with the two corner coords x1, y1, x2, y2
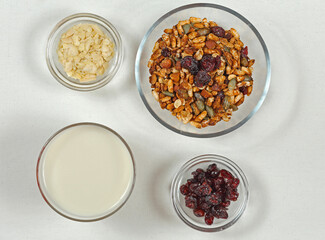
(46, 13, 123, 91)
(135, 3, 271, 137)
(171, 154, 249, 232)
(36, 122, 135, 222)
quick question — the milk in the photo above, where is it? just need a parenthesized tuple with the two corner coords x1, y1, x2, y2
(40, 124, 134, 219)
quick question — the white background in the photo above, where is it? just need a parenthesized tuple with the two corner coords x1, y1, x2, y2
(0, 0, 324, 239)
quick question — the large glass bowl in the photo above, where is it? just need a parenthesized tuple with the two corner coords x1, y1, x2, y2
(135, 3, 271, 137)
(171, 154, 249, 232)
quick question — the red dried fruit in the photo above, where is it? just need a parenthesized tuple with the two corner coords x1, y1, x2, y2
(225, 32, 232, 40)
(194, 181, 212, 197)
(185, 195, 197, 209)
(193, 208, 205, 217)
(239, 86, 248, 95)
(221, 200, 230, 207)
(181, 56, 199, 75)
(211, 26, 225, 37)
(231, 178, 240, 189)
(205, 213, 214, 225)
(219, 169, 233, 180)
(211, 206, 228, 219)
(194, 70, 211, 87)
(161, 47, 171, 57)
(189, 182, 200, 192)
(241, 46, 248, 58)
(200, 55, 215, 72)
(206, 193, 221, 206)
(180, 184, 189, 195)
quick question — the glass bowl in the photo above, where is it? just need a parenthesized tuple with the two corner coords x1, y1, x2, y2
(171, 154, 249, 232)
(36, 122, 135, 222)
(46, 13, 123, 91)
(135, 3, 271, 137)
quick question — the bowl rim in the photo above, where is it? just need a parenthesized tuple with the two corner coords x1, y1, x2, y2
(46, 13, 123, 91)
(36, 122, 136, 222)
(170, 154, 249, 232)
(135, 3, 271, 137)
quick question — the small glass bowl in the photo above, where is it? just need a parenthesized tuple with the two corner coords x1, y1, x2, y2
(36, 122, 136, 222)
(46, 13, 123, 91)
(135, 3, 271, 137)
(171, 154, 249, 232)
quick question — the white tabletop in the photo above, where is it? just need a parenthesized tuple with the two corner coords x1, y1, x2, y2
(0, 0, 324, 239)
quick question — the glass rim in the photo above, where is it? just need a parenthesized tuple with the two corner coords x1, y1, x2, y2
(46, 13, 123, 91)
(36, 122, 136, 222)
(135, 3, 271, 137)
(171, 154, 249, 232)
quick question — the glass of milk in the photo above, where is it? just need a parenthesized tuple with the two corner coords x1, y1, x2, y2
(36, 122, 135, 221)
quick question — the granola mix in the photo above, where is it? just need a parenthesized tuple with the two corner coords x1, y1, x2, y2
(147, 17, 255, 128)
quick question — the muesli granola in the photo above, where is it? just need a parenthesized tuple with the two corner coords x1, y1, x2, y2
(148, 17, 255, 128)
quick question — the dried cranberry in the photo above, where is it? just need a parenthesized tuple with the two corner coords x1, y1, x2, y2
(231, 178, 240, 189)
(194, 70, 211, 87)
(200, 55, 215, 72)
(211, 206, 228, 219)
(209, 170, 219, 179)
(225, 32, 232, 40)
(206, 193, 221, 206)
(189, 182, 200, 192)
(194, 181, 212, 197)
(221, 200, 231, 207)
(193, 208, 205, 217)
(211, 26, 225, 37)
(181, 56, 199, 75)
(239, 86, 248, 95)
(161, 47, 171, 57)
(241, 46, 248, 58)
(226, 189, 239, 201)
(197, 172, 207, 183)
(192, 168, 204, 178)
(207, 163, 218, 172)
(185, 195, 197, 209)
(219, 169, 233, 180)
(180, 184, 189, 195)
(200, 202, 211, 211)
(205, 213, 214, 225)
(214, 177, 225, 187)
(199, 55, 221, 72)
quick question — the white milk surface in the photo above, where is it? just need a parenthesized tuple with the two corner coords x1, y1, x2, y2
(41, 124, 134, 218)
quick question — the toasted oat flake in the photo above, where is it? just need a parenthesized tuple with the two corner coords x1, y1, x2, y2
(57, 23, 114, 82)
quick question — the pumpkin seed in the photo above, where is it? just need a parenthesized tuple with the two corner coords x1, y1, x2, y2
(182, 24, 191, 34)
(196, 100, 205, 112)
(241, 57, 248, 67)
(206, 105, 215, 118)
(243, 75, 252, 81)
(223, 96, 230, 110)
(162, 91, 174, 97)
(194, 92, 205, 101)
(228, 79, 237, 90)
(230, 105, 238, 111)
(197, 28, 210, 36)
